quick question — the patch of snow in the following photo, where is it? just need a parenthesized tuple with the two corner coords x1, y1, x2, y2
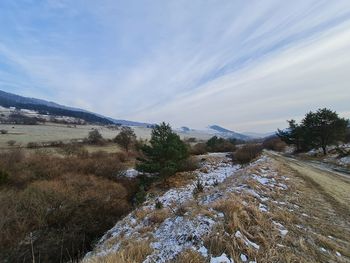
(336, 251, 341, 257)
(122, 168, 139, 178)
(235, 231, 260, 250)
(240, 253, 248, 262)
(144, 216, 216, 263)
(198, 246, 208, 258)
(273, 221, 288, 237)
(338, 156, 350, 166)
(210, 253, 234, 263)
(259, 203, 268, 212)
(320, 247, 327, 252)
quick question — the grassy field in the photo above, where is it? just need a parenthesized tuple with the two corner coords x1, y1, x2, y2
(0, 123, 213, 149)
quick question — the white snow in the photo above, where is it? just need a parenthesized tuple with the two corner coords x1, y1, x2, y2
(122, 168, 139, 178)
(259, 203, 268, 212)
(83, 153, 291, 263)
(273, 221, 288, 237)
(240, 253, 248, 262)
(198, 246, 208, 257)
(210, 253, 234, 263)
(235, 231, 260, 250)
(144, 216, 215, 263)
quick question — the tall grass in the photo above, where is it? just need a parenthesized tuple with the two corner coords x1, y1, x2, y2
(0, 149, 136, 263)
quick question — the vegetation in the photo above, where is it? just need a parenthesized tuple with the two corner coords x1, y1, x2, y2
(0, 149, 138, 263)
(87, 129, 103, 144)
(206, 136, 236, 152)
(114, 126, 137, 152)
(278, 108, 348, 155)
(234, 144, 263, 164)
(136, 122, 189, 177)
(262, 136, 287, 152)
(0, 129, 8, 134)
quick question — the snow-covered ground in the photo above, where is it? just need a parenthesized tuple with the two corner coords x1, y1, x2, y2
(83, 153, 290, 263)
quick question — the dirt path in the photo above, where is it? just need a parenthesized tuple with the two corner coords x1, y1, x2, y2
(267, 150, 350, 213)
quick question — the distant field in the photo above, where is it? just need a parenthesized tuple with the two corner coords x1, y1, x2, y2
(0, 123, 212, 149)
(0, 124, 119, 148)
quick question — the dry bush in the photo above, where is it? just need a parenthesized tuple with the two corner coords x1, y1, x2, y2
(0, 173, 132, 263)
(190, 143, 208, 155)
(179, 156, 200, 172)
(262, 137, 287, 152)
(59, 143, 88, 157)
(172, 249, 206, 263)
(234, 144, 262, 164)
(7, 140, 16, 146)
(0, 149, 135, 263)
(83, 240, 152, 263)
(148, 208, 171, 224)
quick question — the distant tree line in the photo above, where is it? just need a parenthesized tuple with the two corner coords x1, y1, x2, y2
(0, 98, 113, 125)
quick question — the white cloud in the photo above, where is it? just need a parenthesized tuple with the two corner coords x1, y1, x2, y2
(0, 0, 350, 132)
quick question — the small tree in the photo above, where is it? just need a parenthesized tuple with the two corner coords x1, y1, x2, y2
(114, 126, 136, 152)
(87, 129, 103, 144)
(136, 122, 188, 177)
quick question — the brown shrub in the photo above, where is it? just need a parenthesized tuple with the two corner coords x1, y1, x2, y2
(172, 249, 206, 263)
(0, 173, 132, 263)
(262, 137, 287, 152)
(0, 149, 134, 263)
(234, 144, 262, 164)
(179, 156, 200, 172)
(190, 143, 208, 155)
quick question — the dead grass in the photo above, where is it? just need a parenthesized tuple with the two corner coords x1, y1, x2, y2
(83, 240, 152, 263)
(171, 249, 206, 263)
(0, 148, 137, 263)
(148, 208, 172, 224)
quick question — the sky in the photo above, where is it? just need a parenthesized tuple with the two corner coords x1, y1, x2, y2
(0, 0, 350, 132)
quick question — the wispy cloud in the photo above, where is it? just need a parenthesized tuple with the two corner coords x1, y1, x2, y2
(0, 0, 349, 131)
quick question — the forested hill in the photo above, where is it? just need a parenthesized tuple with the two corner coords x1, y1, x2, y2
(0, 90, 113, 125)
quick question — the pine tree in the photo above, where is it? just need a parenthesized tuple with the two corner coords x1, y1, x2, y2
(136, 122, 188, 177)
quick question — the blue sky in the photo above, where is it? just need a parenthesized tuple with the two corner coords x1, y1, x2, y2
(0, 0, 350, 132)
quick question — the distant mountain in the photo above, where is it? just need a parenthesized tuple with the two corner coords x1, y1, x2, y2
(0, 89, 150, 126)
(208, 125, 251, 140)
(243, 131, 276, 139)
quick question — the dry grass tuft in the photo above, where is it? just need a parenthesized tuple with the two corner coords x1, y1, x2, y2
(83, 240, 152, 263)
(171, 249, 206, 263)
(148, 208, 171, 224)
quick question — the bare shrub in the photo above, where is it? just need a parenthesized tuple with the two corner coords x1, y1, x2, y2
(0, 173, 132, 263)
(190, 143, 208, 155)
(172, 249, 206, 263)
(193, 180, 204, 196)
(27, 142, 40, 148)
(7, 140, 16, 147)
(0, 129, 8, 134)
(234, 144, 262, 164)
(263, 137, 287, 152)
(179, 156, 200, 172)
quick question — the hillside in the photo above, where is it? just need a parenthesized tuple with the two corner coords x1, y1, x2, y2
(0, 90, 150, 126)
(83, 151, 350, 262)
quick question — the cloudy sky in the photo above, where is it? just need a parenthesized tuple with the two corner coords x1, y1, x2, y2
(0, 0, 350, 132)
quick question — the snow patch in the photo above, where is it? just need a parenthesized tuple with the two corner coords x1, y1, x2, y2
(210, 253, 234, 263)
